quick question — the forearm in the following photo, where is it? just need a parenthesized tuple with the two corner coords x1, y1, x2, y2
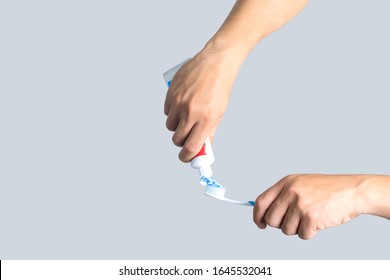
(164, 0, 309, 162)
(360, 175, 390, 219)
(202, 0, 309, 62)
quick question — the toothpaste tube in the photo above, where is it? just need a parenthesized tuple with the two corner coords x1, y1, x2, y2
(163, 59, 215, 178)
(163, 59, 254, 207)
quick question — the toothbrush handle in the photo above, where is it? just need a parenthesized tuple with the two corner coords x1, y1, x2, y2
(223, 198, 255, 207)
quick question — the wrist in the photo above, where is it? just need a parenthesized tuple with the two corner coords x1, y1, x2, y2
(354, 175, 371, 216)
(201, 35, 252, 66)
(358, 175, 390, 218)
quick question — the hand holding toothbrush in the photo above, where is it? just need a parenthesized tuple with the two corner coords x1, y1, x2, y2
(253, 174, 390, 239)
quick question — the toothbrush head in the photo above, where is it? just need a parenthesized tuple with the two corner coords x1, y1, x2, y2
(204, 184, 226, 200)
(200, 176, 255, 206)
(200, 176, 226, 200)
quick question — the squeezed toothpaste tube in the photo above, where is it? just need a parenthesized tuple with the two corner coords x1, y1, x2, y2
(163, 58, 191, 88)
(190, 137, 214, 178)
(163, 59, 254, 207)
(163, 59, 214, 178)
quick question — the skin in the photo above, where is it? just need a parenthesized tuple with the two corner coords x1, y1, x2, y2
(164, 0, 390, 239)
(253, 174, 390, 239)
(164, 0, 308, 162)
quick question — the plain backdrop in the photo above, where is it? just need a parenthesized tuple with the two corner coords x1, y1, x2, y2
(1, 0, 389, 259)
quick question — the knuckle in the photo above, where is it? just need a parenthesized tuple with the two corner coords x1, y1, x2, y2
(204, 112, 220, 125)
(281, 225, 288, 235)
(165, 121, 176, 132)
(178, 152, 190, 163)
(285, 183, 302, 201)
(255, 194, 265, 206)
(184, 142, 199, 155)
(298, 231, 309, 240)
(171, 96, 180, 106)
(301, 209, 320, 224)
(179, 143, 199, 162)
(306, 210, 319, 222)
(285, 177, 307, 200)
(164, 105, 169, 116)
(284, 174, 304, 187)
(168, 88, 179, 100)
(265, 215, 280, 228)
(186, 101, 198, 117)
(281, 226, 294, 236)
(295, 198, 306, 211)
(268, 220, 280, 228)
(283, 174, 297, 182)
(172, 134, 183, 147)
(298, 230, 316, 240)
(186, 103, 222, 126)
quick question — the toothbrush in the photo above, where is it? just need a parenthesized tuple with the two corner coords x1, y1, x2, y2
(163, 59, 255, 207)
(200, 176, 255, 206)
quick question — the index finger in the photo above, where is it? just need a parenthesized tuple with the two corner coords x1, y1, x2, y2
(253, 177, 286, 229)
(178, 122, 212, 162)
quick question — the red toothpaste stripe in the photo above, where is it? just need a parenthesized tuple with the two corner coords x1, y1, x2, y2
(195, 143, 207, 157)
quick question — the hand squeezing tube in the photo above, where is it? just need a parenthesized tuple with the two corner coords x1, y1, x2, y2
(163, 59, 255, 207)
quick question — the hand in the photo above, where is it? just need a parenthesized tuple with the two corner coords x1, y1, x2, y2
(163, 0, 309, 163)
(164, 47, 241, 162)
(253, 174, 366, 239)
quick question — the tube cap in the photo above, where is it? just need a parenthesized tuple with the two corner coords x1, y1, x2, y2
(199, 165, 213, 178)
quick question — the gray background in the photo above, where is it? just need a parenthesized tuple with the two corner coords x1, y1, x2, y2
(1, 0, 389, 259)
